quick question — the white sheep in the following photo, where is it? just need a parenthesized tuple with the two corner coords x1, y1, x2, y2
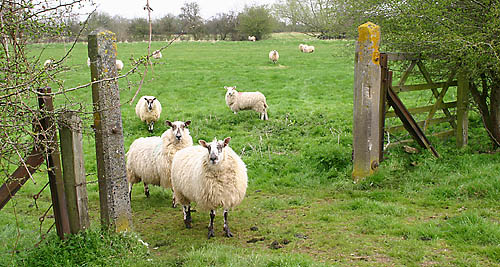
(43, 59, 53, 68)
(302, 45, 315, 53)
(299, 44, 306, 52)
(87, 57, 91, 67)
(224, 86, 268, 120)
(248, 36, 256, 42)
(269, 50, 279, 64)
(126, 120, 193, 206)
(135, 96, 162, 133)
(152, 50, 162, 59)
(171, 137, 247, 238)
(116, 59, 124, 71)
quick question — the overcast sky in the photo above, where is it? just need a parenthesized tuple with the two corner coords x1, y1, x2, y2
(88, 0, 278, 20)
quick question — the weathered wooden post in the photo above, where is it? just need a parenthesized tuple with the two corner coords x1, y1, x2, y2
(37, 87, 71, 239)
(456, 72, 469, 148)
(59, 111, 90, 234)
(88, 30, 132, 232)
(352, 22, 383, 182)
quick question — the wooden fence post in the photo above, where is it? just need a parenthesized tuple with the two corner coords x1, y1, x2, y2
(59, 111, 90, 234)
(37, 87, 71, 239)
(456, 72, 469, 148)
(88, 30, 132, 232)
(352, 22, 383, 182)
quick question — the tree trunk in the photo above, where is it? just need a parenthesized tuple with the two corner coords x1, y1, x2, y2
(470, 75, 500, 147)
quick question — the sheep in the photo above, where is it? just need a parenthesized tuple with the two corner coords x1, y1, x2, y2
(248, 36, 256, 42)
(87, 57, 91, 67)
(269, 50, 279, 64)
(152, 50, 162, 59)
(43, 59, 53, 68)
(302, 45, 315, 53)
(135, 96, 162, 133)
(299, 44, 306, 52)
(126, 120, 193, 206)
(171, 137, 247, 238)
(224, 86, 268, 120)
(116, 59, 124, 71)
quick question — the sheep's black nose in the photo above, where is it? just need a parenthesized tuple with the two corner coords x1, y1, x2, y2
(210, 155, 217, 162)
(176, 135, 181, 140)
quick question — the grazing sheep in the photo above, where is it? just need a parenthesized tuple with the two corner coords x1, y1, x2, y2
(269, 50, 279, 64)
(152, 50, 162, 59)
(43, 59, 53, 68)
(248, 36, 256, 42)
(171, 137, 247, 238)
(126, 120, 193, 206)
(302, 45, 315, 53)
(224, 86, 268, 120)
(116, 59, 124, 71)
(135, 96, 162, 133)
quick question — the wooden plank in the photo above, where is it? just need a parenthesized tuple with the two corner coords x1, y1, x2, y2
(386, 130, 454, 148)
(0, 148, 44, 210)
(59, 111, 90, 234)
(397, 60, 417, 87)
(379, 53, 389, 162)
(392, 81, 458, 93)
(456, 72, 469, 147)
(386, 80, 439, 158)
(387, 116, 456, 133)
(417, 61, 457, 129)
(424, 69, 457, 131)
(386, 53, 420, 61)
(88, 30, 132, 232)
(386, 101, 457, 118)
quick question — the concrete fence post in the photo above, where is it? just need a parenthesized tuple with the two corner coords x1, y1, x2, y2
(88, 30, 132, 232)
(352, 22, 383, 182)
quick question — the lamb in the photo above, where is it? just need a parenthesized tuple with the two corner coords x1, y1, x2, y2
(171, 137, 247, 238)
(269, 50, 279, 64)
(116, 59, 124, 71)
(126, 120, 193, 206)
(302, 45, 315, 53)
(152, 50, 162, 59)
(135, 96, 162, 133)
(224, 86, 268, 120)
(248, 36, 256, 42)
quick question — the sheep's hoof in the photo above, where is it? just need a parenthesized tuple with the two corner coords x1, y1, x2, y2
(224, 227, 233, 238)
(184, 220, 192, 229)
(208, 229, 215, 239)
(145, 191, 150, 198)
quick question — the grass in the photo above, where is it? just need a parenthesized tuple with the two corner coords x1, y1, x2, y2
(1, 32, 500, 266)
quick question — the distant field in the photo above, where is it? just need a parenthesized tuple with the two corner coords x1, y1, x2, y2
(1, 33, 500, 266)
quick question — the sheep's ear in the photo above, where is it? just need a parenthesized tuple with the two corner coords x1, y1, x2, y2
(224, 86, 228, 90)
(144, 97, 148, 101)
(165, 120, 173, 128)
(184, 120, 191, 127)
(199, 140, 208, 148)
(223, 137, 231, 147)
(152, 97, 156, 101)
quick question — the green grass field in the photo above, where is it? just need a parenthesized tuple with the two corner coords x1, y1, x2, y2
(1, 33, 500, 266)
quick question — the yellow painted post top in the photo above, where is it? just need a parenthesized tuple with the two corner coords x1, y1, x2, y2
(358, 22, 380, 65)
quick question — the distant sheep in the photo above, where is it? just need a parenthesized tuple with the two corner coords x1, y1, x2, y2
(299, 44, 306, 52)
(135, 96, 162, 133)
(152, 50, 162, 59)
(269, 50, 279, 64)
(87, 57, 90, 67)
(171, 137, 247, 238)
(248, 36, 256, 42)
(116, 59, 124, 71)
(302, 45, 315, 53)
(43, 59, 53, 68)
(126, 120, 193, 205)
(224, 86, 268, 120)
